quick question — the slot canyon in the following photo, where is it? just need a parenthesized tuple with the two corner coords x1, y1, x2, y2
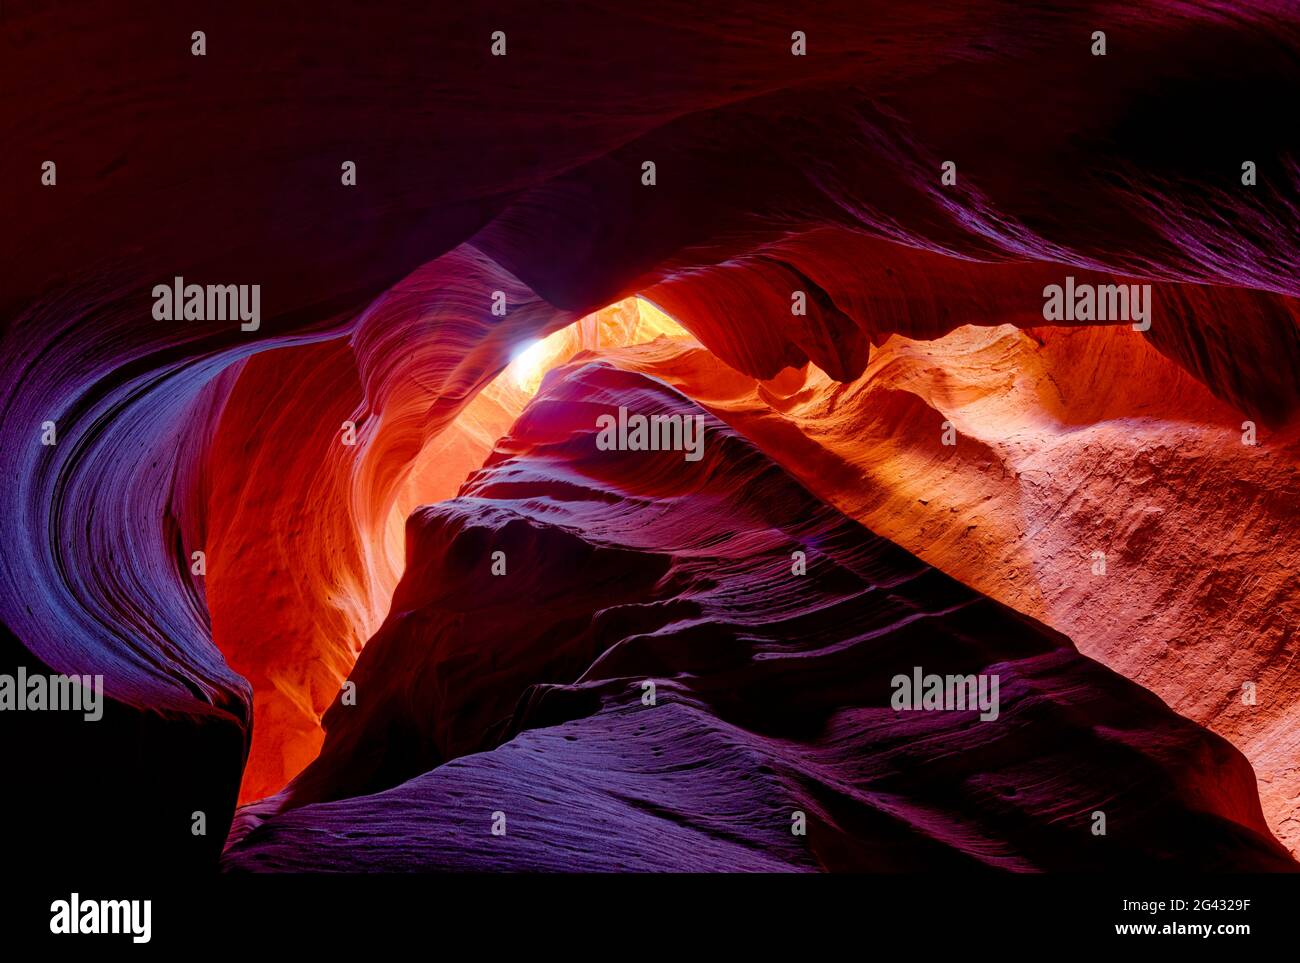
(3, 1, 1298, 875)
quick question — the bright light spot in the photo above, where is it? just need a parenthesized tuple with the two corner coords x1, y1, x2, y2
(501, 298, 690, 396)
(505, 327, 572, 395)
(510, 338, 548, 389)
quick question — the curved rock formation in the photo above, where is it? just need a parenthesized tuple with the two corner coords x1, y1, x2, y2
(223, 362, 1292, 871)
(3, 1, 1298, 872)
(585, 326, 1300, 849)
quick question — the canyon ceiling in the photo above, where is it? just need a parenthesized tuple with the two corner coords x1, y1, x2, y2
(2, 1, 1298, 873)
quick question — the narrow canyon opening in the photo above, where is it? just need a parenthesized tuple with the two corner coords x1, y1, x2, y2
(199, 273, 1297, 862)
(8, 2, 1299, 876)
(209, 295, 692, 804)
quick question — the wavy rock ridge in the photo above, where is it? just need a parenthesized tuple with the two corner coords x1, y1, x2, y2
(224, 363, 1292, 871)
(2, 2, 1297, 871)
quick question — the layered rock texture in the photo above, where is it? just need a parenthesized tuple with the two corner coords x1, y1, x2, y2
(223, 362, 1293, 871)
(3, 2, 1297, 871)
